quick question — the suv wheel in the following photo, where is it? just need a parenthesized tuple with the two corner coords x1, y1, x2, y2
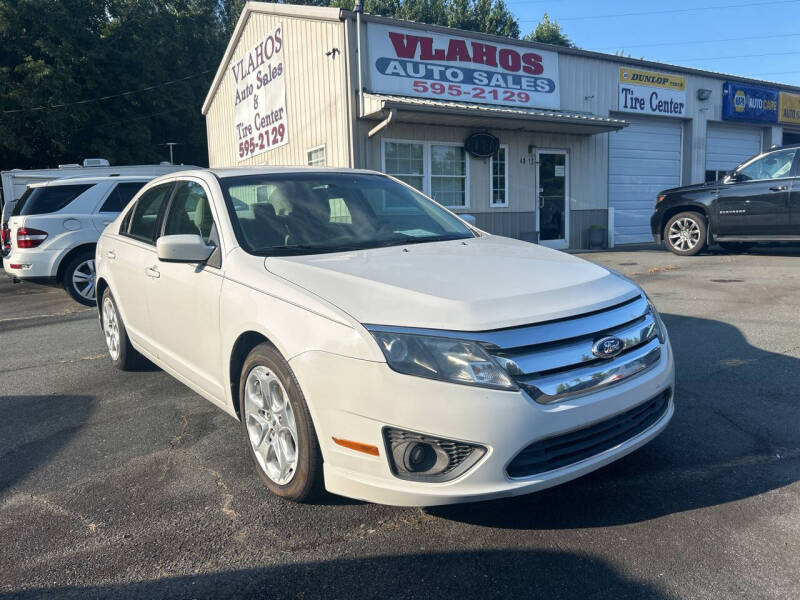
(664, 211, 707, 256)
(62, 249, 97, 305)
(240, 342, 323, 502)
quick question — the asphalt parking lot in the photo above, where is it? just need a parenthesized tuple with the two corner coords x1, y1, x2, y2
(1, 245, 799, 600)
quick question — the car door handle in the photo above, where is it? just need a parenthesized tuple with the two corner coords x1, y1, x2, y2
(769, 185, 787, 192)
(106, 250, 116, 260)
(145, 266, 160, 279)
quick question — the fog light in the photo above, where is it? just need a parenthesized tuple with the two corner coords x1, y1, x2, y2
(403, 442, 437, 472)
(9, 263, 31, 270)
(383, 427, 486, 482)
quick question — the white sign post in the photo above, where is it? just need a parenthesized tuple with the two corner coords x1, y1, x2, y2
(367, 23, 560, 110)
(231, 24, 289, 161)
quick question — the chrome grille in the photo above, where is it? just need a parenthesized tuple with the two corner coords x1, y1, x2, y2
(481, 294, 663, 404)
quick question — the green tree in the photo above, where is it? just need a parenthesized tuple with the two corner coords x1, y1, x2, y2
(0, 0, 227, 170)
(523, 13, 573, 47)
(331, 0, 520, 38)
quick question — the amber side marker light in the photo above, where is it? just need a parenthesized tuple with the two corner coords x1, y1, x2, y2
(332, 437, 380, 456)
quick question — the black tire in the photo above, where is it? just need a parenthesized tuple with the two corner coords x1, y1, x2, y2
(100, 288, 144, 371)
(718, 242, 754, 253)
(663, 211, 708, 256)
(62, 248, 97, 306)
(239, 342, 323, 502)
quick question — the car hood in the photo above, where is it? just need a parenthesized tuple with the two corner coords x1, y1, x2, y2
(660, 181, 719, 195)
(265, 236, 640, 331)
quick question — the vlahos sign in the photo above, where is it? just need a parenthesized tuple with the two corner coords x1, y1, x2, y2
(231, 23, 289, 161)
(368, 23, 560, 110)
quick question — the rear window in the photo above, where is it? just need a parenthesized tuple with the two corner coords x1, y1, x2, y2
(100, 182, 146, 213)
(12, 184, 93, 216)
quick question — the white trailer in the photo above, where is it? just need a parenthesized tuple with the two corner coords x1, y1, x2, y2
(1, 159, 197, 224)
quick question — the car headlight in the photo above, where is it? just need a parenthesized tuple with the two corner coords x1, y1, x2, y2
(646, 296, 667, 343)
(367, 329, 517, 390)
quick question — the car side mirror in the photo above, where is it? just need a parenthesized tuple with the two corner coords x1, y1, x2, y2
(156, 234, 214, 263)
(726, 171, 742, 183)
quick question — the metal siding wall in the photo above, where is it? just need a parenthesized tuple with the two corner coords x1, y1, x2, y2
(205, 14, 349, 168)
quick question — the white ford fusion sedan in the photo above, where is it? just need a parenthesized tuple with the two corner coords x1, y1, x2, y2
(95, 168, 674, 506)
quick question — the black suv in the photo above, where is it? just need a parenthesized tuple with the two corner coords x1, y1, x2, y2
(651, 144, 800, 255)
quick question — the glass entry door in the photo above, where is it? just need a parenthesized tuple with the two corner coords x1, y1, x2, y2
(536, 150, 568, 249)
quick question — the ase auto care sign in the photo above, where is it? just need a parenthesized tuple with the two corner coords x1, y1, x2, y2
(618, 67, 686, 117)
(367, 23, 560, 110)
(231, 24, 288, 161)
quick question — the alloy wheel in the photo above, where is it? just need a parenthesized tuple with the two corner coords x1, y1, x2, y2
(102, 296, 120, 361)
(72, 259, 96, 301)
(244, 365, 299, 485)
(668, 217, 701, 251)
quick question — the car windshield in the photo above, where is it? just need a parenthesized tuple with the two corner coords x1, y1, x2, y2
(219, 172, 475, 256)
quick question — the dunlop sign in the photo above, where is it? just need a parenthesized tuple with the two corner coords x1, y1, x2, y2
(618, 67, 686, 117)
(367, 23, 560, 109)
(231, 23, 289, 161)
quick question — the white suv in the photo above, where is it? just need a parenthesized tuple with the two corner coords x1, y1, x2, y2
(3, 176, 154, 305)
(96, 168, 675, 506)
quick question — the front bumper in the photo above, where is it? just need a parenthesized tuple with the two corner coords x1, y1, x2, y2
(289, 339, 675, 506)
(650, 211, 663, 244)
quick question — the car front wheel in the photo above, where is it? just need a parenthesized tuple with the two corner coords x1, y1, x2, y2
(240, 342, 323, 502)
(101, 289, 143, 371)
(664, 211, 707, 256)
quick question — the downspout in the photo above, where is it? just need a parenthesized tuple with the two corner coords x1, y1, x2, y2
(354, 0, 364, 117)
(368, 108, 395, 138)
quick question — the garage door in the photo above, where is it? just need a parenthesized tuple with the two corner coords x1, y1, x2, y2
(609, 117, 682, 245)
(706, 123, 761, 180)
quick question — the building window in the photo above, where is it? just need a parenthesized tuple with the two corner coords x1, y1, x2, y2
(307, 145, 326, 166)
(383, 141, 425, 191)
(430, 144, 467, 207)
(382, 140, 470, 208)
(490, 146, 509, 207)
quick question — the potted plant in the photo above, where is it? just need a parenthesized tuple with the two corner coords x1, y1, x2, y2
(587, 224, 607, 249)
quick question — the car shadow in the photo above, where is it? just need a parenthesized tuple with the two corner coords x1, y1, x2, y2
(0, 395, 95, 495)
(428, 312, 800, 529)
(1, 549, 671, 599)
(707, 242, 800, 256)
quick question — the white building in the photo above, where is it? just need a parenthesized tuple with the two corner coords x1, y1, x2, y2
(202, 2, 800, 248)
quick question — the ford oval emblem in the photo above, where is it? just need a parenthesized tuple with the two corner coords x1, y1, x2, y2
(592, 336, 624, 359)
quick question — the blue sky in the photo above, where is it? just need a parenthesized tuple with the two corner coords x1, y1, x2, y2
(509, 0, 800, 87)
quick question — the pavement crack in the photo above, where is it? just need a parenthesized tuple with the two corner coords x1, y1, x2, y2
(1, 492, 103, 533)
(201, 466, 238, 522)
(170, 405, 190, 449)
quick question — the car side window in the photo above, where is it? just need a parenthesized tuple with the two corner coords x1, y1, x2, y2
(163, 181, 216, 245)
(738, 149, 797, 181)
(100, 182, 146, 213)
(126, 183, 173, 243)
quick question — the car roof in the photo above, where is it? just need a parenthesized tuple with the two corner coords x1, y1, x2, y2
(28, 175, 156, 189)
(771, 142, 800, 152)
(161, 167, 385, 180)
